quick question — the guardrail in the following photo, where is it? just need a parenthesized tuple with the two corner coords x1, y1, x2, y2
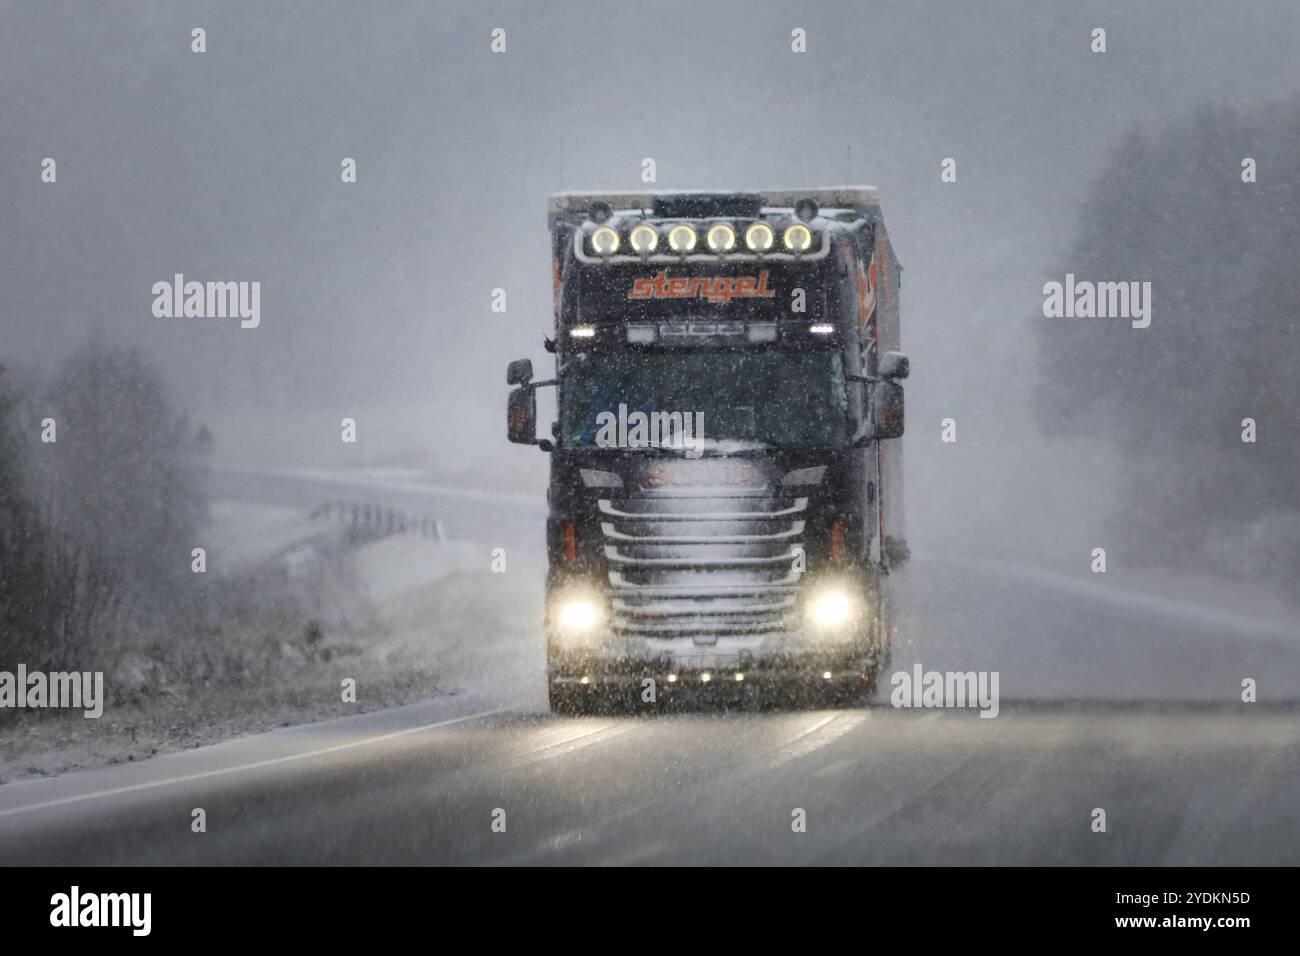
(309, 500, 446, 542)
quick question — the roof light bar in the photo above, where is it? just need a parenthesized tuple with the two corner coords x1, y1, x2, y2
(706, 223, 736, 253)
(744, 222, 775, 252)
(667, 224, 697, 253)
(629, 224, 658, 254)
(590, 226, 619, 255)
(783, 223, 813, 253)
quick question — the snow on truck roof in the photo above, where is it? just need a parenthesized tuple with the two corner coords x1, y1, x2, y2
(547, 186, 883, 220)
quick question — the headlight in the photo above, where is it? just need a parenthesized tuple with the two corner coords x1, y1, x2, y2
(706, 223, 736, 253)
(557, 599, 602, 633)
(591, 226, 620, 255)
(744, 222, 775, 252)
(807, 591, 852, 627)
(667, 224, 697, 253)
(783, 223, 813, 253)
(629, 224, 658, 254)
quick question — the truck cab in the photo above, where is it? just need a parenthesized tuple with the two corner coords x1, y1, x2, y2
(508, 187, 908, 712)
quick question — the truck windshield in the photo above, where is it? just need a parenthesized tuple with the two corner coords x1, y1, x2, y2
(560, 349, 848, 450)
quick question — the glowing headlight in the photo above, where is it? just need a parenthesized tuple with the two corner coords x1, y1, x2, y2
(667, 225, 697, 253)
(558, 599, 602, 633)
(629, 224, 659, 254)
(807, 591, 852, 627)
(706, 223, 736, 253)
(591, 226, 620, 255)
(783, 223, 813, 253)
(744, 222, 775, 252)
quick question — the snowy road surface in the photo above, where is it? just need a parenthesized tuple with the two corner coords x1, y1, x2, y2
(0, 466, 1295, 865)
(0, 699, 1296, 864)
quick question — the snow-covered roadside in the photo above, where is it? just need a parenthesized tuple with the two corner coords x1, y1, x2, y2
(895, 553, 1300, 701)
(349, 533, 547, 707)
(0, 503, 545, 784)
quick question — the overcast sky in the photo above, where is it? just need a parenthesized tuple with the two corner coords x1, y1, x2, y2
(3, 0, 1299, 536)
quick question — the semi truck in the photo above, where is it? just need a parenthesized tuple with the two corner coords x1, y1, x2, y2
(507, 187, 908, 712)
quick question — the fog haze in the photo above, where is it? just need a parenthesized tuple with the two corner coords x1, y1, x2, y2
(4, 0, 1299, 557)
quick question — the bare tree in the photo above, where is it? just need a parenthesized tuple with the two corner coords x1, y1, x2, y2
(1036, 98, 1300, 591)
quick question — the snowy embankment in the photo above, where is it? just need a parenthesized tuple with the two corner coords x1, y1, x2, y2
(0, 498, 545, 783)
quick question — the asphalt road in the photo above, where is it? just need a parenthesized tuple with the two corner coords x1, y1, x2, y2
(1, 699, 1296, 865)
(1, 467, 1295, 865)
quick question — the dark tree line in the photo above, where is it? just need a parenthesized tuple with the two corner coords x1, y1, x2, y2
(1036, 98, 1300, 591)
(0, 342, 206, 675)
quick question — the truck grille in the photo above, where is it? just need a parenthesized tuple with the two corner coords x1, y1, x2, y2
(599, 494, 808, 645)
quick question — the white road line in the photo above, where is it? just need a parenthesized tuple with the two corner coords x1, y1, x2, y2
(786, 713, 839, 742)
(512, 712, 871, 864)
(811, 757, 859, 779)
(521, 722, 614, 755)
(518, 724, 634, 764)
(524, 721, 614, 752)
(0, 707, 504, 821)
(767, 712, 867, 770)
(601, 840, 671, 865)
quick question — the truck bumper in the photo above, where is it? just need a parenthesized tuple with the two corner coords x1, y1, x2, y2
(547, 630, 886, 692)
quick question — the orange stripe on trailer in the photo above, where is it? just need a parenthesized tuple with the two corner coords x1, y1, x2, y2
(856, 255, 877, 331)
(552, 257, 564, 317)
(876, 239, 887, 344)
(564, 521, 576, 564)
(878, 239, 889, 310)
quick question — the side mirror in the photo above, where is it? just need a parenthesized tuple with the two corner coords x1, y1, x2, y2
(883, 535, 911, 567)
(875, 379, 905, 439)
(879, 351, 909, 380)
(507, 386, 538, 444)
(506, 358, 534, 386)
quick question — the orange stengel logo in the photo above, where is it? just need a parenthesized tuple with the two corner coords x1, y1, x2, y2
(628, 270, 776, 305)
